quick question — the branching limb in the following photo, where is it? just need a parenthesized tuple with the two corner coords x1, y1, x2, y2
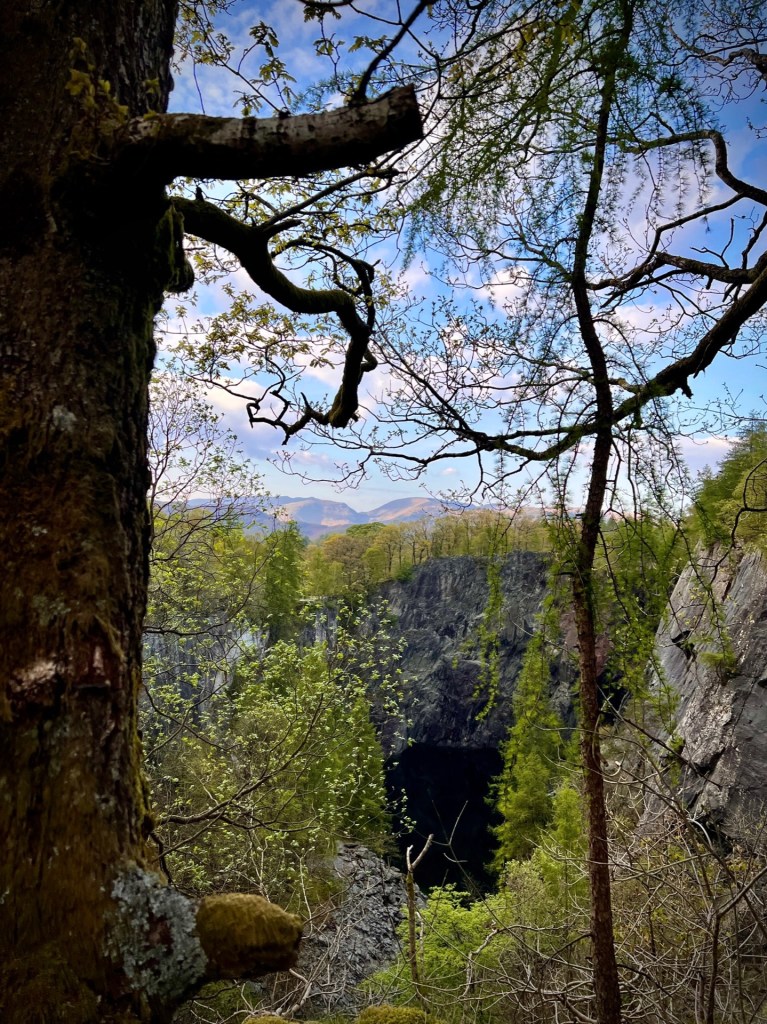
(176, 196, 377, 429)
(350, 0, 434, 104)
(614, 258, 767, 419)
(626, 129, 767, 208)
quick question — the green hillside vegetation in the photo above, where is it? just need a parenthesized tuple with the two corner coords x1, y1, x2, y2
(691, 425, 767, 550)
(365, 457, 767, 1024)
(303, 509, 550, 600)
(144, 423, 767, 1024)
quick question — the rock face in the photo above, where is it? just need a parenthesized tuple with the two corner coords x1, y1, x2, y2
(144, 544, 767, 901)
(375, 552, 555, 752)
(269, 845, 410, 1015)
(369, 552, 561, 888)
(641, 548, 767, 838)
(370, 546, 767, 879)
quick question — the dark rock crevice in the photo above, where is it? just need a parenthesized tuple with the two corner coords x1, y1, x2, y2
(387, 744, 503, 891)
(369, 553, 562, 888)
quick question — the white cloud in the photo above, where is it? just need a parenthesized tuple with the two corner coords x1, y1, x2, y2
(478, 265, 533, 305)
(677, 434, 732, 476)
(399, 263, 433, 295)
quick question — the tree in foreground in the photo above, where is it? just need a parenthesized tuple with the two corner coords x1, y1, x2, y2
(0, 2, 422, 1020)
(192, 2, 767, 1021)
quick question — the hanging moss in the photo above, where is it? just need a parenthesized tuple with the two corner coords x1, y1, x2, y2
(153, 203, 194, 294)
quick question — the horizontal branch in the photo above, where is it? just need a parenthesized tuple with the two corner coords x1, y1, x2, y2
(626, 129, 767, 208)
(118, 86, 422, 183)
(592, 251, 760, 296)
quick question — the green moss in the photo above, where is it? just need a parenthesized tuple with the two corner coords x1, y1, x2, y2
(195, 893, 302, 979)
(243, 1016, 300, 1024)
(358, 1006, 431, 1024)
(0, 947, 98, 1024)
(154, 204, 194, 294)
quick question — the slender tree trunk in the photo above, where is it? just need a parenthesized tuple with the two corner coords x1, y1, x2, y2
(572, 430, 622, 1024)
(405, 835, 432, 1012)
(565, 8, 634, 1018)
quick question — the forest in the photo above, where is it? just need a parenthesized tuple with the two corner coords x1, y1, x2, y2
(2, 1, 767, 1022)
(145, 373, 767, 1024)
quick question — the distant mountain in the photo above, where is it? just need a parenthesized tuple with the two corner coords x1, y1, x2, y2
(367, 497, 449, 523)
(271, 496, 368, 533)
(184, 494, 457, 539)
(270, 495, 451, 539)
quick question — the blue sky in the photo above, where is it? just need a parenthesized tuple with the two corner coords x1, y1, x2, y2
(159, 1, 767, 512)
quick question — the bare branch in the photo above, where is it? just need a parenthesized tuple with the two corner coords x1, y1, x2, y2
(176, 196, 377, 429)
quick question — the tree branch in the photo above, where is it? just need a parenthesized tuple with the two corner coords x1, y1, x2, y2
(614, 256, 767, 418)
(350, 1, 433, 104)
(118, 86, 422, 183)
(177, 197, 376, 430)
(626, 129, 767, 208)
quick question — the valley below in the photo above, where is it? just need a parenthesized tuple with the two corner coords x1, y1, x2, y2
(145, 516, 767, 1023)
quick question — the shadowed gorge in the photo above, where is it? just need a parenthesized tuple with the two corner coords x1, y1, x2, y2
(387, 744, 504, 890)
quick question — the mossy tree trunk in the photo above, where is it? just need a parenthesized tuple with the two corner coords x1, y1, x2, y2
(0, 3, 421, 1021)
(1, 4, 180, 1019)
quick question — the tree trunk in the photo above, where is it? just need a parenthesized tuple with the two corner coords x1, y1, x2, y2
(567, 20, 628, 1017)
(573, 429, 622, 1024)
(0, 1, 423, 1016)
(0, 4, 299, 1021)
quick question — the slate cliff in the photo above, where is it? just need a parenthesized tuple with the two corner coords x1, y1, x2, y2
(367, 547, 767, 881)
(145, 545, 767, 891)
(368, 552, 561, 888)
(638, 547, 767, 839)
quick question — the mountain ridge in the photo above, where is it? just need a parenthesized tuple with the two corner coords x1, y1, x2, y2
(184, 494, 456, 539)
(271, 494, 451, 538)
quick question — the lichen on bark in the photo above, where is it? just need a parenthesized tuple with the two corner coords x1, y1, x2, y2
(109, 865, 206, 1004)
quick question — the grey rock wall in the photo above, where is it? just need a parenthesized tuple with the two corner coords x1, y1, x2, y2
(259, 844, 410, 1016)
(643, 548, 767, 836)
(299, 844, 409, 1004)
(373, 551, 558, 755)
(368, 552, 563, 887)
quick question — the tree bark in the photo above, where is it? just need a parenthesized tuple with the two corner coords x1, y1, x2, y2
(118, 86, 422, 182)
(0, 2, 420, 1020)
(1, 4, 180, 1018)
(572, 428, 623, 1024)
(566, 13, 629, 1018)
